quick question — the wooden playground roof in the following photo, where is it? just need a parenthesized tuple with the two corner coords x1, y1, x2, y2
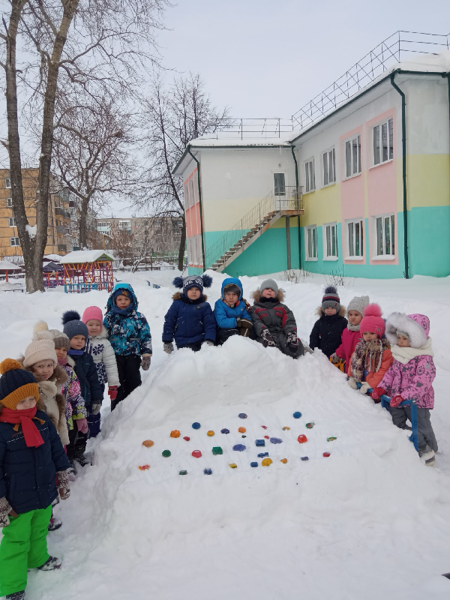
(59, 250, 115, 264)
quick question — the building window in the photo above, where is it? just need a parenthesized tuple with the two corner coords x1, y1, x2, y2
(189, 179, 195, 206)
(304, 159, 315, 193)
(8, 217, 16, 227)
(346, 218, 364, 259)
(345, 135, 361, 178)
(196, 235, 203, 265)
(5, 178, 11, 188)
(323, 222, 338, 260)
(322, 149, 336, 186)
(274, 172, 286, 196)
(6, 198, 12, 208)
(10, 237, 20, 247)
(373, 118, 393, 166)
(305, 225, 317, 261)
(184, 181, 190, 209)
(118, 220, 131, 231)
(374, 214, 395, 257)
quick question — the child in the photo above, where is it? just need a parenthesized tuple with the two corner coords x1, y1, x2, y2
(348, 304, 393, 394)
(82, 306, 120, 432)
(309, 286, 347, 357)
(103, 284, 152, 410)
(163, 275, 216, 353)
(0, 359, 71, 600)
(250, 279, 305, 359)
(331, 295, 370, 373)
(214, 278, 253, 344)
(372, 312, 437, 466)
(62, 311, 103, 464)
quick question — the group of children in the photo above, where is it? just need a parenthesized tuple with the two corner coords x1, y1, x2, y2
(0, 276, 438, 600)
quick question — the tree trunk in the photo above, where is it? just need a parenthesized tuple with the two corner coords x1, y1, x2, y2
(78, 196, 89, 248)
(177, 216, 186, 272)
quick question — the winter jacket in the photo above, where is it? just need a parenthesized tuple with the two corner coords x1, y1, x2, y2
(349, 347, 393, 388)
(310, 307, 348, 358)
(61, 360, 88, 427)
(104, 283, 152, 357)
(0, 406, 70, 514)
(68, 351, 103, 410)
(335, 328, 363, 373)
(214, 278, 252, 329)
(250, 289, 304, 359)
(86, 327, 120, 386)
(163, 293, 216, 347)
(21, 361, 70, 447)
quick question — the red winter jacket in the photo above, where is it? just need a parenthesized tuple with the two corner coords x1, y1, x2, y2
(335, 328, 363, 374)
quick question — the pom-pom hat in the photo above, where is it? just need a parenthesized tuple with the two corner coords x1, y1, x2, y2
(360, 304, 385, 337)
(0, 359, 39, 410)
(62, 310, 89, 340)
(322, 286, 340, 311)
(31, 321, 70, 351)
(173, 274, 212, 295)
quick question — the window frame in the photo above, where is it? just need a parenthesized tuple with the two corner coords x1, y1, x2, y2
(6, 198, 12, 208)
(344, 134, 362, 180)
(10, 237, 20, 247)
(372, 117, 394, 167)
(323, 222, 338, 261)
(8, 217, 16, 227)
(345, 218, 364, 261)
(273, 172, 286, 196)
(372, 213, 396, 260)
(5, 178, 11, 188)
(305, 224, 318, 261)
(322, 147, 336, 187)
(304, 158, 316, 193)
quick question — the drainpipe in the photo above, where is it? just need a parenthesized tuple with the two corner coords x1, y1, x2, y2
(187, 146, 206, 271)
(290, 145, 302, 270)
(390, 72, 409, 279)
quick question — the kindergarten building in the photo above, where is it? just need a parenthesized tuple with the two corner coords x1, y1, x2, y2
(174, 32, 450, 279)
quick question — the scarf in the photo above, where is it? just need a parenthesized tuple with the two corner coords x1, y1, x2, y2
(347, 323, 360, 332)
(58, 357, 68, 366)
(112, 304, 135, 315)
(351, 339, 389, 383)
(68, 348, 84, 356)
(0, 406, 45, 447)
(391, 337, 434, 365)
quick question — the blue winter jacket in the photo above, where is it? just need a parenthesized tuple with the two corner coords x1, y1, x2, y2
(214, 278, 251, 329)
(163, 293, 216, 347)
(104, 283, 152, 357)
(68, 351, 103, 409)
(0, 411, 70, 514)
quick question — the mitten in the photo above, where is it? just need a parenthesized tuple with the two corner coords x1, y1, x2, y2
(286, 331, 299, 347)
(236, 318, 253, 330)
(261, 329, 276, 347)
(108, 386, 118, 400)
(57, 471, 71, 500)
(163, 342, 174, 355)
(371, 387, 386, 401)
(390, 395, 404, 408)
(0, 497, 12, 527)
(91, 403, 101, 415)
(330, 353, 340, 364)
(203, 340, 214, 347)
(348, 377, 357, 390)
(141, 354, 151, 371)
(76, 418, 89, 434)
(359, 382, 370, 395)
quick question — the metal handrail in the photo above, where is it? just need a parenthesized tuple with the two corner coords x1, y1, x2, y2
(204, 186, 303, 269)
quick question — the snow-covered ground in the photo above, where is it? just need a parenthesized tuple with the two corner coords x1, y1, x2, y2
(1, 270, 450, 600)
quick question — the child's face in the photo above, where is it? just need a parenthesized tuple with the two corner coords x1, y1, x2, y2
(16, 396, 37, 410)
(224, 291, 238, 306)
(55, 347, 68, 360)
(32, 359, 54, 381)
(187, 287, 201, 300)
(397, 333, 410, 348)
(261, 288, 276, 299)
(116, 294, 131, 309)
(86, 319, 102, 337)
(348, 310, 362, 326)
(363, 331, 379, 342)
(70, 335, 86, 350)
(324, 307, 337, 316)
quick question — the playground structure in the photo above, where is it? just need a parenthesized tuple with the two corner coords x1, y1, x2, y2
(60, 250, 115, 293)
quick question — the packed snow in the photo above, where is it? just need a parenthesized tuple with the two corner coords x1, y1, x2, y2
(1, 270, 450, 600)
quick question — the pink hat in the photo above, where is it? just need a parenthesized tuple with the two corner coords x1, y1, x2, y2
(82, 306, 103, 324)
(360, 304, 385, 337)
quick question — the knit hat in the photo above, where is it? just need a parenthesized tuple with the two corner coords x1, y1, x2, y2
(62, 310, 89, 340)
(82, 306, 103, 324)
(23, 337, 58, 369)
(173, 274, 213, 295)
(0, 359, 39, 410)
(223, 283, 241, 297)
(347, 295, 370, 317)
(322, 286, 341, 312)
(32, 321, 69, 350)
(260, 279, 279, 295)
(50, 329, 70, 350)
(360, 304, 385, 337)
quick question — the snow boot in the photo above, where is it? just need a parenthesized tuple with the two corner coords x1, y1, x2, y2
(38, 556, 62, 571)
(48, 515, 62, 532)
(6, 592, 25, 600)
(74, 453, 91, 468)
(419, 446, 435, 466)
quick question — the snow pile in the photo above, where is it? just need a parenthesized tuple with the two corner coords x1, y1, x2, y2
(1, 271, 450, 599)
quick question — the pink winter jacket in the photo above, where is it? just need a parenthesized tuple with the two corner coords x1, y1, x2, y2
(335, 328, 362, 374)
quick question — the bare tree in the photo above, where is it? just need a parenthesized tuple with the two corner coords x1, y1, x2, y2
(142, 73, 229, 271)
(0, 0, 167, 292)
